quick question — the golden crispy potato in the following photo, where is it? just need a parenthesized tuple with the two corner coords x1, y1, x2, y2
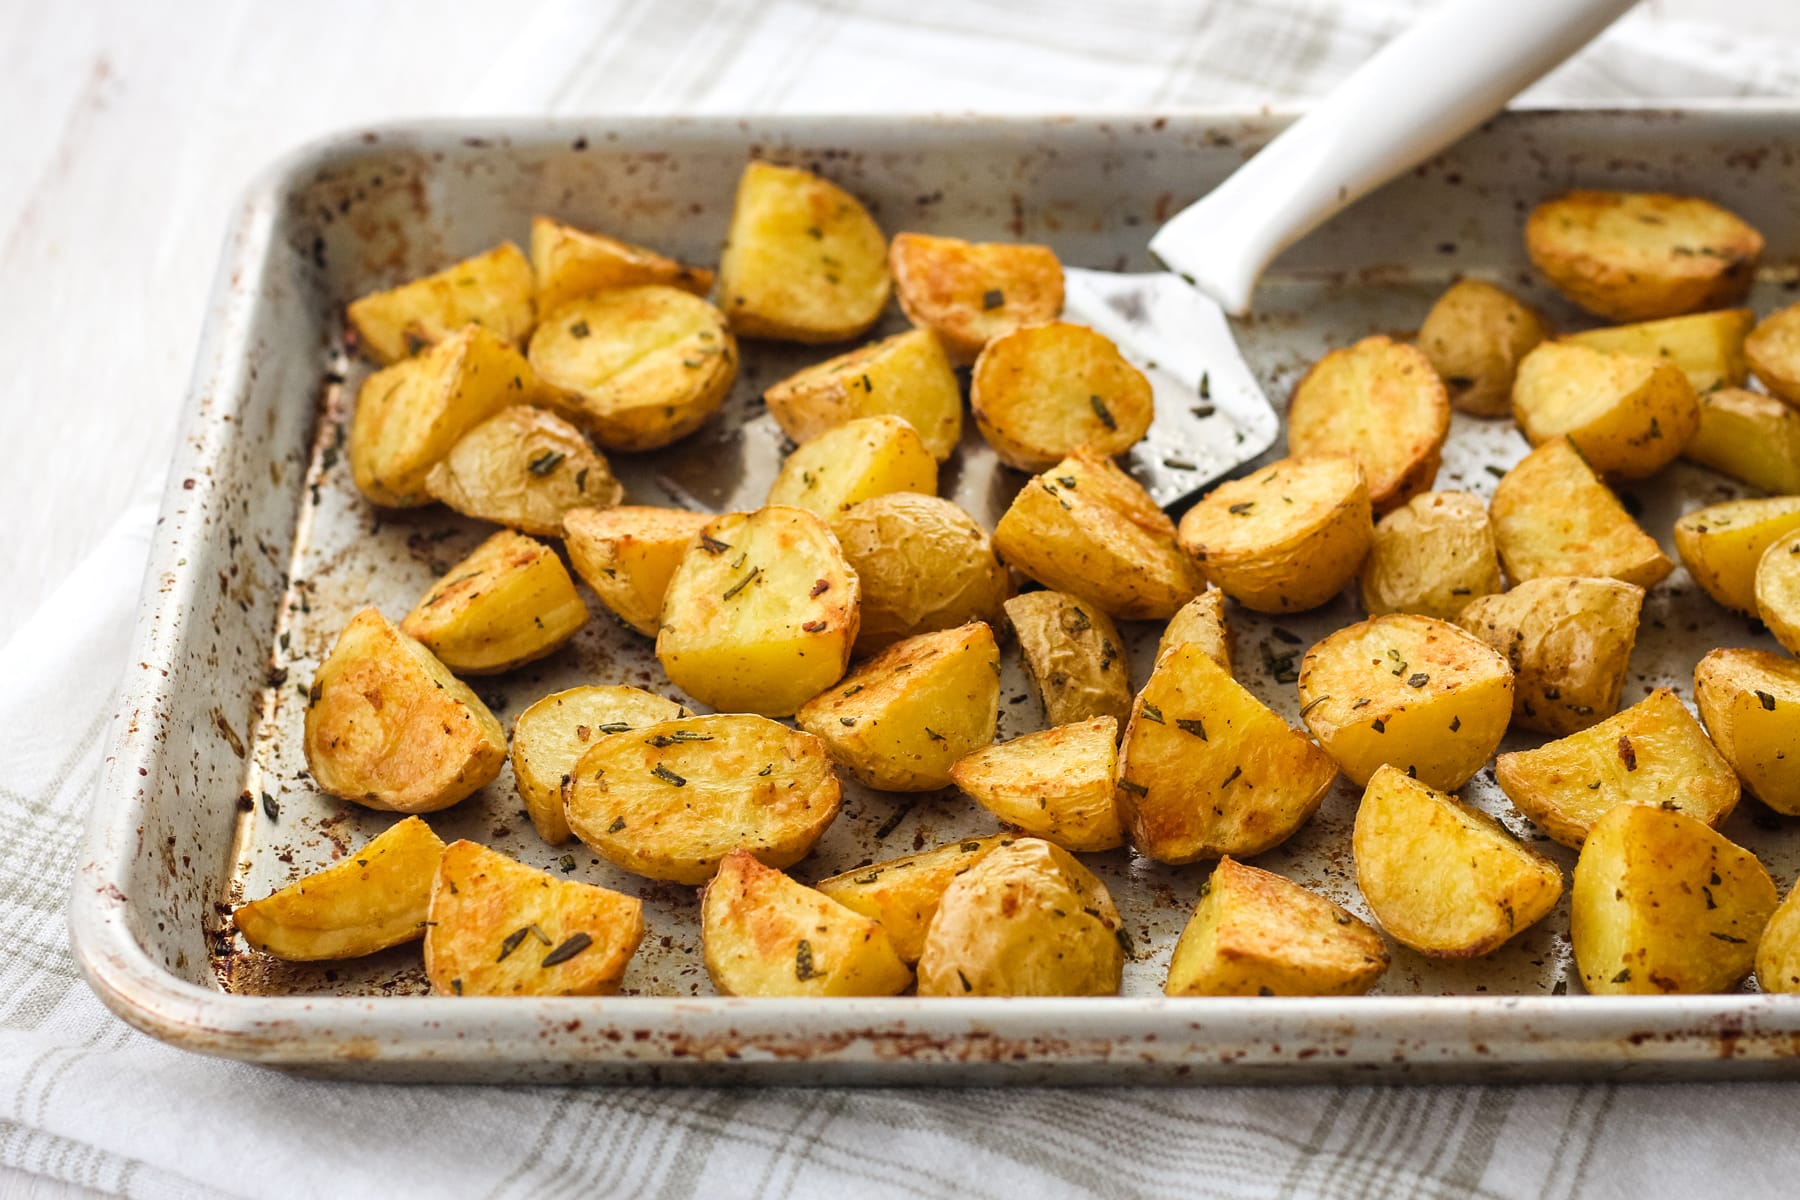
(1418, 279, 1550, 417)
(1115, 644, 1338, 863)
(1572, 805, 1774, 994)
(423, 405, 621, 536)
(1286, 336, 1449, 513)
(303, 608, 506, 814)
(232, 816, 446, 961)
(528, 287, 736, 451)
(1695, 648, 1800, 814)
(399, 530, 588, 675)
(1155, 589, 1232, 672)
(510, 686, 688, 845)
(1164, 857, 1389, 997)
(656, 506, 859, 717)
(1353, 764, 1563, 957)
(424, 840, 643, 997)
(529, 215, 712, 314)
(767, 415, 938, 518)
(716, 161, 889, 343)
(1297, 613, 1513, 792)
(1489, 437, 1673, 589)
(1562, 308, 1754, 393)
(1177, 454, 1373, 613)
(1456, 576, 1643, 737)
(1496, 688, 1738, 849)
(563, 505, 712, 637)
(831, 493, 1008, 653)
(815, 835, 1017, 964)
(1510, 342, 1698, 479)
(1359, 491, 1502, 620)
(763, 328, 963, 461)
(348, 242, 535, 364)
(563, 714, 841, 885)
(995, 448, 1203, 620)
(970, 322, 1153, 470)
(795, 623, 1000, 792)
(1759, 534, 1800, 653)
(1526, 190, 1763, 322)
(700, 850, 912, 997)
(1003, 591, 1131, 728)
(1744, 301, 1800, 405)
(950, 717, 1122, 852)
(1755, 878, 1800, 993)
(915, 839, 1124, 997)
(1673, 497, 1800, 615)
(889, 232, 1064, 364)
(350, 325, 539, 507)
(1684, 387, 1800, 494)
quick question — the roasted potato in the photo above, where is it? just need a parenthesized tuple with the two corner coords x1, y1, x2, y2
(656, 506, 859, 717)
(529, 215, 713, 313)
(424, 840, 644, 997)
(1359, 491, 1502, 620)
(700, 850, 912, 997)
(1353, 764, 1563, 957)
(1525, 190, 1763, 322)
(1673, 496, 1800, 615)
(1418, 279, 1550, 417)
(1755, 878, 1800, 993)
(563, 505, 712, 637)
(563, 713, 842, 884)
(1510, 342, 1698, 479)
(1115, 643, 1338, 863)
(1684, 387, 1800, 495)
(1744, 301, 1800, 405)
(1759, 534, 1800, 653)
(766, 414, 939, 518)
(950, 717, 1122, 852)
(1495, 688, 1739, 850)
(303, 608, 506, 814)
(1177, 454, 1373, 613)
(1163, 857, 1389, 998)
(1297, 613, 1513, 792)
(1155, 589, 1232, 672)
(915, 839, 1124, 997)
(528, 286, 736, 451)
(815, 834, 1017, 964)
(763, 328, 963, 461)
(510, 686, 688, 845)
(348, 242, 535, 364)
(1489, 437, 1673, 589)
(831, 493, 1008, 652)
(716, 160, 889, 342)
(1456, 575, 1643, 736)
(1571, 804, 1774, 994)
(795, 623, 1000, 792)
(994, 447, 1201, 620)
(423, 405, 621, 535)
(1695, 648, 1800, 815)
(888, 232, 1063, 364)
(232, 816, 446, 961)
(1003, 590, 1131, 727)
(1286, 336, 1449, 512)
(399, 530, 588, 675)
(1562, 308, 1754, 393)
(970, 321, 1153, 470)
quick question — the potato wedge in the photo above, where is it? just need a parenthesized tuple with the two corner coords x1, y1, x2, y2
(529, 215, 712, 313)
(1003, 590, 1131, 728)
(1684, 387, 1800, 494)
(1163, 857, 1389, 997)
(303, 608, 506, 814)
(1177, 454, 1373, 613)
(399, 530, 588, 675)
(510, 686, 688, 845)
(1115, 644, 1338, 863)
(1755, 878, 1800, 993)
(563, 505, 712, 637)
(716, 161, 889, 342)
(700, 850, 912, 997)
(1489, 437, 1673, 589)
(831, 493, 1008, 653)
(423, 405, 621, 536)
(1155, 588, 1233, 672)
(950, 717, 1122, 852)
(563, 713, 841, 885)
(1359, 491, 1502, 620)
(1744, 301, 1800, 406)
(766, 414, 939, 518)
(1572, 805, 1774, 994)
(970, 321, 1153, 469)
(1525, 190, 1763, 322)
(1695, 648, 1800, 814)
(1562, 308, 1754, 393)
(815, 834, 1017, 964)
(656, 506, 859, 717)
(889, 232, 1064, 364)
(1758, 533, 1800, 654)
(1510, 341, 1698, 479)
(528, 286, 736, 451)
(915, 839, 1124, 997)
(1673, 496, 1800, 615)
(1286, 336, 1449, 512)
(424, 840, 643, 997)
(232, 816, 446, 961)
(763, 328, 963, 461)
(1495, 688, 1739, 849)
(348, 242, 535, 364)
(795, 623, 1000, 792)
(1418, 279, 1550, 417)
(1353, 764, 1563, 957)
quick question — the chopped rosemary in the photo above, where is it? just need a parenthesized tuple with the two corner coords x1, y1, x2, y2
(1228, 501, 1255, 515)
(1407, 672, 1429, 688)
(1176, 717, 1207, 740)
(700, 534, 731, 554)
(1089, 395, 1116, 430)
(982, 288, 1004, 310)
(1117, 778, 1148, 797)
(924, 727, 946, 741)
(721, 566, 762, 600)
(498, 927, 532, 962)
(541, 933, 593, 967)
(795, 939, 824, 980)
(650, 764, 687, 786)
(527, 450, 565, 476)
(569, 320, 590, 339)
(607, 816, 626, 833)
(1140, 703, 1165, 724)
(598, 721, 632, 734)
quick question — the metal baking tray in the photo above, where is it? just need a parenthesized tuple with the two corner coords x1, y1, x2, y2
(71, 108, 1800, 1082)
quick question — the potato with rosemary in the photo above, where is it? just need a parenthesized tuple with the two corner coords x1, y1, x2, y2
(1758, 533, 1800, 654)
(1489, 437, 1673, 589)
(815, 834, 1017, 964)
(1286, 336, 1449, 513)
(1562, 308, 1754, 393)
(1694, 649, 1800, 815)
(1418, 279, 1550, 418)
(424, 406, 621, 537)
(399, 530, 588, 675)
(303, 608, 506, 814)
(348, 242, 535, 364)
(1510, 341, 1698, 479)
(232, 816, 446, 961)
(1359, 491, 1501, 620)
(1755, 880, 1800, 994)
(1156, 589, 1232, 671)
(970, 321, 1153, 470)
(563, 713, 841, 885)
(1744, 301, 1800, 405)
(510, 686, 687, 845)
(888, 232, 1064, 364)
(831, 493, 1008, 653)
(656, 506, 859, 717)
(1685, 388, 1800, 495)
(764, 328, 963, 461)
(766, 415, 939, 518)
(1004, 591, 1131, 727)
(950, 717, 1123, 852)
(563, 505, 712, 637)
(1673, 496, 1800, 615)
(529, 215, 713, 313)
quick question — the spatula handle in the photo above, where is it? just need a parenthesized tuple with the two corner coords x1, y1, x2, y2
(1148, 0, 1638, 316)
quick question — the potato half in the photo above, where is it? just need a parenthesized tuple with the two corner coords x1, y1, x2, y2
(1003, 590, 1131, 728)
(1746, 302, 1800, 406)
(1755, 878, 1800, 994)
(766, 415, 938, 518)
(1684, 388, 1800, 495)
(970, 321, 1153, 470)
(1489, 437, 1672, 589)
(889, 232, 1064, 364)
(815, 834, 1017, 964)
(529, 215, 713, 313)
(348, 242, 535, 364)
(950, 717, 1123, 852)
(832, 493, 1008, 653)
(510, 686, 688, 845)
(1359, 491, 1502, 620)
(1418, 279, 1550, 418)
(1673, 496, 1800, 616)
(563, 505, 712, 637)
(1562, 308, 1754, 393)
(1695, 648, 1800, 815)
(1286, 335, 1449, 512)
(764, 328, 963, 461)
(1155, 589, 1232, 672)
(1510, 342, 1698, 479)
(424, 405, 622, 536)
(399, 529, 588, 675)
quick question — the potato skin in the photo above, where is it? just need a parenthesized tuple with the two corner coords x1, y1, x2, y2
(1488, 437, 1672, 590)
(563, 505, 713, 638)
(1510, 341, 1698, 480)
(1694, 648, 1800, 815)
(831, 494, 1008, 653)
(424, 405, 622, 536)
(764, 328, 963, 461)
(1286, 335, 1449, 512)
(1673, 496, 1800, 616)
(815, 835, 1017, 964)
(1155, 589, 1232, 672)
(1684, 387, 1800, 495)
(1004, 591, 1131, 728)
(1418, 279, 1549, 417)
(348, 242, 535, 364)
(529, 215, 713, 313)
(1359, 491, 1501, 620)
(889, 232, 1064, 364)
(510, 686, 687, 845)
(971, 321, 1153, 470)
(766, 414, 939, 519)
(400, 529, 588, 675)
(950, 717, 1123, 852)
(1746, 301, 1800, 406)
(1755, 877, 1800, 994)
(1562, 307, 1753, 393)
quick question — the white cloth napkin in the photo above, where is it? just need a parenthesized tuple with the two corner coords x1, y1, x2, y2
(8, 1, 1800, 1196)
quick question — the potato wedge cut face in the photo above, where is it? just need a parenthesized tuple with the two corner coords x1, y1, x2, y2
(832, 493, 1008, 653)
(766, 414, 938, 518)
(1286, 336, 1449, 512)
(1155, 589, 1232, 672)
(970, 321, 1153, 470)
(1685, 388, 1800, 494)
(889, 233, 1064, 364)
(1746, 301, 1800, 405)
(510, 686, 688, 846)
(400, 530, 589, 675)
(1562, 308, 1753, 393)
(950, 717, 1122, 852)
(1694, 648, 1800, 815)
(1755, 880, 1800, 994)
(815, 834, 1018, 964)
(1510, 341, 1697, 480)
(563, 505, 713, 638)
(1360, 491, 1501, 620)
(763, 328, 963, 460)
(1418, 279, 1549, 418)
(1757, 533, 1800, 655)
(1672, 496, 1800, 616)
(563, 714, 842, 885)
(1489, 437, 1672, 589)
(348, 242, 536, 364)
(1004, 591, 1131, 728)
(424, 405, 621, 536)
(529, 215, 713, 313)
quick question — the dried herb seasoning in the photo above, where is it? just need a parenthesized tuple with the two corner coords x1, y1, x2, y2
(794, 939, 824, 981)
(527, 450, 565, 476)
(650, 764, 687, 787)
(541, 933, 593, 967)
